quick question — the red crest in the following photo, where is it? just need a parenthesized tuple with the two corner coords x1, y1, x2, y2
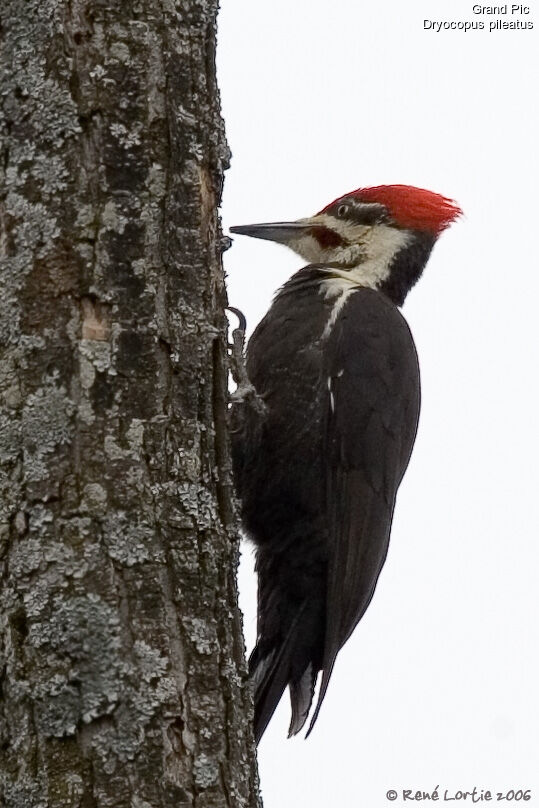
(322, 184, 462, 235)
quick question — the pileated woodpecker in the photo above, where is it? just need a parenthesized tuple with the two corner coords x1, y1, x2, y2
(229, 185, 461, 744)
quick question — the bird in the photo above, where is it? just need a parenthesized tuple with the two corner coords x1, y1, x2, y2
(229, 184, 461, 744)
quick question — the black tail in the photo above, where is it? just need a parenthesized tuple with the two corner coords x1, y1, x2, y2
(248, 531, 327, 742)
(249, 601, 321, 744)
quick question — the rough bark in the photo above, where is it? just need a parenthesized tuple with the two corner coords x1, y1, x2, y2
(0, 1, 260, 806)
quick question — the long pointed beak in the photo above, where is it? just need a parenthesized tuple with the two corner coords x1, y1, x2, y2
(229, 221, 311, 245)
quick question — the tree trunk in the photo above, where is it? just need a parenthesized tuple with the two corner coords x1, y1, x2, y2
(0, 1, 260, 806)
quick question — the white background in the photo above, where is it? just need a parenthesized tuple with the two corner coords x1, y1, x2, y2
(217, 1, 539, 806)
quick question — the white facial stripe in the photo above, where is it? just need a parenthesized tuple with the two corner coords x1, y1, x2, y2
(288, 214, 367, 265)
(324, 224, 410, 287)
(317, 225, 412, 337)
(288, 217, 411, 280)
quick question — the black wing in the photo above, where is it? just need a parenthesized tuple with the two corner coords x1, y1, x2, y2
(308, 287, 420, 732)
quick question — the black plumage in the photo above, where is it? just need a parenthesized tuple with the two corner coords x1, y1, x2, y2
(231, 271, 420, 743)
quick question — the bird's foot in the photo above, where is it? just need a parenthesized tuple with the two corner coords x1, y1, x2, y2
(226, 307, 267, 416)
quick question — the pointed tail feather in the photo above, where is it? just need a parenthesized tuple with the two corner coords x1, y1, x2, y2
(305, 657, 336, 737)
(249, 601, 309, 744)
(288, 662, 317, 738)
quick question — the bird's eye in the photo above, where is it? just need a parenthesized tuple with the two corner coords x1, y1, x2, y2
(337, 204, 349, 218)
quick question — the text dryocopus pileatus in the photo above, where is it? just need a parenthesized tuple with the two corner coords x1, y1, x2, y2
(229, 185, 461, 743)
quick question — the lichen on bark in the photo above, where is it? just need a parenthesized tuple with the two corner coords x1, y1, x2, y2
(0, 1, 260, 806)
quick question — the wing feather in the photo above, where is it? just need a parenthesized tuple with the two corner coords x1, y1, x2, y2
(308, 288, 420, 733)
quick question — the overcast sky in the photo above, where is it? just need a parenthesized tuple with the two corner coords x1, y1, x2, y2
(217, 1, 539, 806)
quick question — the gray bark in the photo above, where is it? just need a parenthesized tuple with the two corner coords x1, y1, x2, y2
(0, 1, 260, 806)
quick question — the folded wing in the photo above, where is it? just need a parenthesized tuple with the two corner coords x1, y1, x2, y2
(308, 287, 421, 733)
